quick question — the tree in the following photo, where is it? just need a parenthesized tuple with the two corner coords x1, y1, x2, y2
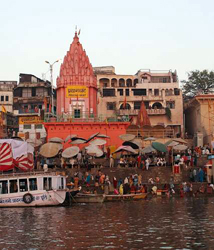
(182, 70, 214, 99)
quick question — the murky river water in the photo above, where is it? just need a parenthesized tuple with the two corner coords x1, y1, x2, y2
(0, 197, 214, 249)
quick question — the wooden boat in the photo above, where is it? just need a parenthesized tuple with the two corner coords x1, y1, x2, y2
(0, 171, 67, 207)
(105, 192, 147, 201)
(71, 193, 105, 203)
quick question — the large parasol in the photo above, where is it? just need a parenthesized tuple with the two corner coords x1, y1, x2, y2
(119, 134, 135, 141)
(152, 142, 167, 153)
(48, 137, 64, 143)
(113, 146, 137, 155)
(62, 146, 80, 158)
(39, 143, 62, 158)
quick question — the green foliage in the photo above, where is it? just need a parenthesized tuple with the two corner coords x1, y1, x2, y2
(165, 107, 171, 120)
(181, 70, 214, 99)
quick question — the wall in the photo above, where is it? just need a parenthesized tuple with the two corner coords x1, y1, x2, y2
(44, 122, 130, 149)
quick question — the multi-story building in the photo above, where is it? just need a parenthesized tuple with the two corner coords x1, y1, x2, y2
(95, 67, 183, 138)
(0, 81, 17, 113)
(13, 73, 56, 140)
(184, 94, 214, 146)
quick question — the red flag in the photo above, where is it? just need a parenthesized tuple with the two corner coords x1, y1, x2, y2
(76, 95, 79, 101)
(49, 103, 51, 113)
(136, 101, 151, 127)
(123, 96, 127, 109)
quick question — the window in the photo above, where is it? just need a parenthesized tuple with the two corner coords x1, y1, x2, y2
(166, 101, 175, 109)
(9, 180, 18, 193)
(1, 96, 4, 101)
(107, 102, 116, 110)
(0, 180, 8, 194)
(22, 88, 32, 98)
(134, 101, 141, 110)
(118, 89, 123, 96)
(74, 109, 81, 118)
(163, 78, 167, 83)
(174, 88, 180, 95)
(103, 83, 108, 88)
(35, 124, 43, 129)
(6, 96, 9, 102)
(29, 178, 37, 191)
(32, 88, 36, 97)
(19, 179, 28, 192)
(149, 89, 152, 95)
(24, 124, 31, 129)
(154, 89, 159, 96)
(43, 177, 52, 190)
(132, 89, 147, 96)
(125, 89, 129, 96)
(103, 89, 115, 97)
(36, 88, 44, 97)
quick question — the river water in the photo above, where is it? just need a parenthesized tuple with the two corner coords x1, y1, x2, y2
(0, 197, 214, 249)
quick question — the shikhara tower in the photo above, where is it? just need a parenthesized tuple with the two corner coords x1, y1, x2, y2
(56, 32, 97, 117)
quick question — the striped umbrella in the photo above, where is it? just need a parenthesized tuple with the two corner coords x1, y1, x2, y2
(0, 143, 14, 171)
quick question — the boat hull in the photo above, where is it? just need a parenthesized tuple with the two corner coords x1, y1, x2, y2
(105, 193, 147, 201)
(72, 194, 105, 203)
(0, 190, 66, 207)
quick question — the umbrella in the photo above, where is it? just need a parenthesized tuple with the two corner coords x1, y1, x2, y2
(130, 138, 142, 148)
(48, 137, 64, 143)
(86, 132, 100, 142)
(122, 141, 139, 149)
(173, 144, 188, 151)
(26, 138, 43, 147)
(70, 139, 87, 145)
(96, 134, 110, 139)
(141, 145, 156, 154)
(152, 142, 167, 153)
(119, 134, 135, 141)
(62, 146, 80, 158)
(90, 139, 107, 146)
(39, 143, 62, 158)
(165, 140, 179, 147)
(172, 138, 188, 144)
(64, 134, 77, 143)
(86, 145, 103, 157)
(144, 137, 156, 141)
(113, 146, 137, 155)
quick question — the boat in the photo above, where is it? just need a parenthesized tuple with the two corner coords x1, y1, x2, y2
(71, 193, 105, 203)
(0, 171, 67, 207)
(105, 192, 147, 202)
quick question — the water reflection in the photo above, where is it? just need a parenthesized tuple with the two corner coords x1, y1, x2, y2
(0, 198, 213, 249)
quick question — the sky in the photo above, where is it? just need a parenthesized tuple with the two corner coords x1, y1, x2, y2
(1, 0, 214, 87)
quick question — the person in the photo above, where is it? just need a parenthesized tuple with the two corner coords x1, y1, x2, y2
(119, 183, 123, 195)
(145, 158, 150, 170)
(198, 168, 204, 182)
(110, 154, 114, 168)
(157, 158, 163, 167)
(43, 163, 48, 173)
(70, 158, 75, 169)
(193, 168, 197, 182)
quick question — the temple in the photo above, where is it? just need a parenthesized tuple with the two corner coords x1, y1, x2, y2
(56, 32, 98, 117)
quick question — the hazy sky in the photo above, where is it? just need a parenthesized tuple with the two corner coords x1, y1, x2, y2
(1, 0, 214, 86)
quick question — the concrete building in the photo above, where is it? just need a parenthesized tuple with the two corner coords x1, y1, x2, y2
(94, 67, 183, 138)
(0, 81, 17, 113)
(13, 73, 56, 140)
(184, 95, 214, 146)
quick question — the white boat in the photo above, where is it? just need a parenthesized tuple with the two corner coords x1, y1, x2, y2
(0, 172, 67, 207)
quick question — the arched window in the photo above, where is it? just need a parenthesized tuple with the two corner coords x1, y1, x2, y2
(111, 78, 117, 87)
(119, 78, 125, 87)
(99, 78, 110, 88)
(126, 79, 132, 87)
(152, 102, 163, 109)
(120, 103, 131, 110)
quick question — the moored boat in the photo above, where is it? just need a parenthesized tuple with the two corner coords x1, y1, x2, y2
(105, 193, 147, 202)
(0, 172, 67, 207)
(71, 193, 105, 203)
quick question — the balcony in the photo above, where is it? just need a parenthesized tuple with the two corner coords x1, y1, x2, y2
(118, 108, 166, 116)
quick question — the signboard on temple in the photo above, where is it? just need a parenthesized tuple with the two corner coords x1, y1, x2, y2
(66, 86, 88, 98)
(19, 116, 43, 124)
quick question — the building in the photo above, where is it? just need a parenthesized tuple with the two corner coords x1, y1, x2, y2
(56, 32, 97, 118)
(95, 67, 183, 138)
(184, 95, 214, 146)
(0, 81, 17, 113)
(13, 73, 56, 140)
